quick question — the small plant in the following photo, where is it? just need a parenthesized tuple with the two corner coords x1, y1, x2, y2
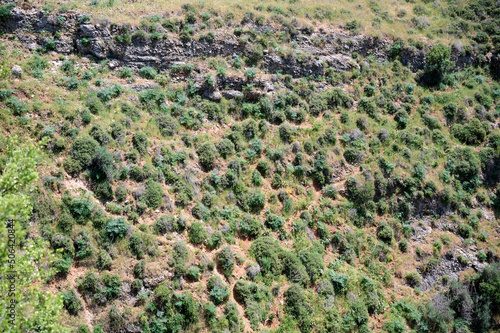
(404, 271, 422, 287)
(139, 66, 157, 79)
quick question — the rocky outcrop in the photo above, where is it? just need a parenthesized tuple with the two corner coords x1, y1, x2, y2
(1, 7, 496, 77)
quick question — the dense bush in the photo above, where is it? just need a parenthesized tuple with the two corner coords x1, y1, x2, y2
(144, 180, 163, 209)
(207, 276, 230, 305)
(189, 222, 208, 245)
(217, 246, 235, 278)
(377, 222, 394, 244)
(250, 236, 284, 276)
(197, 142, 217, 170)
(217, 139, 235, 158)
(139, 66, 157, 79)
(284, 284, 312, 332)
(64, 136, 99, 175)
(133, 132, 149, 155)
(425, 44, 453, 86)
(62, 289, 82, 316)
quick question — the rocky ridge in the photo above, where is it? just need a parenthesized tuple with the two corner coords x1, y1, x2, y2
(1, 7, 496, 80)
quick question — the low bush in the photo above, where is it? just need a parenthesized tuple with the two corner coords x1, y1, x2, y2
(197, 142, 217, 170)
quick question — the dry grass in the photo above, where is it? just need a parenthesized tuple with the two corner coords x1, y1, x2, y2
(32, 0, 463, 44)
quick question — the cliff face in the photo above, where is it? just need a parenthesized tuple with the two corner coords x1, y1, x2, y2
(0, 7, 488, 77)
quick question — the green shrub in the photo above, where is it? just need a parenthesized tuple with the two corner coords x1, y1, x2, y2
(225, 302, 241, 332)
(189, 222, 208, 245)
(197, 142, 217, 170)
(187, 266, 200, 281)
(132, 29, 149, 43)
(57, 211, 75, 234)
(399, 239, 409, 253)
(404, 271, 422, 287)
(131, 279, 143, 294)
(105, 218, 129, 241)
(279, 123, 295, 142)
(265, 211, 285, 230)
(425, 43, 453, 86)
(207, 276, 230, 305)
(133, 259, 146, 279)
(102, 273, 122, 299)
(300, 245, 324, 282)
(394, 109, 410, 129)
(330, 272, 348, 294)
(283, 252, 310, 286)
(119, 67, 133, 78)
(144, 180, 163, 209)
(77, 325, 91, 333)
(74, 231, 93, 259)
(245, 43, 264, 65)
(0, 3, 15, 21)
(93, 180, 114, 202)
(451, 118, 486, 145)
(217, 139, 235, 158)
(239, 215, 261, 238)
(377, 222, 394, 244)
(64, 136, 99, 175)
(62, 289, 82, 316)
(358, 97, 378, 118)
(132, 132, 148, 155)
(284, 284, 312, 331)
(458, 224, 473, 238)
(248, 190, 266, 213)
(86, 94, 105, 114)
(129, 232, 146, 259)
(323, 185, 338, 199)
(51, 234, 74, 258)
(155, 215, 176, 234)
(139, 66, 157, 79)
(157, 115, 178, 137)
(78, 271, 103, 297)
(96, 250, 112, 270)
(256, 160, 270, 177)
(217, 246, 235, 278)
(250, 236, 284, 276)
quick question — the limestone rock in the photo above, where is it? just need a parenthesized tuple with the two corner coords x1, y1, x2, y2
(11, 65, 22, 77)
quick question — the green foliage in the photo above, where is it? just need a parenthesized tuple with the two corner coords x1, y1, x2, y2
(139, 66, 157, 79)
(404, 271, 422, 287)
(425, 44, 454, 86)
(265, 211, 285, 230)
(250, 236, 284, 276)
(377, 222, 394, 244)
(62, 289, 82, 316)
(144, 179, 164, 209)
(132, 132, 149, 155)
(105, 218, 129, 241)
(217, 139, 235, 158)
(284, 284, 312, 332)
(197, 142, 217, 170)
(451, 118, 487, 145)
(0, 3, 15, 21)
(446, 147, 481, 189)
(217, 246, 235, 278)
(238, 214, 261, 238)
(207, 276, 230, 305)
(245, 43, 264, 65)
(189, 222, 208, 245)
(64, 136, 99, 175)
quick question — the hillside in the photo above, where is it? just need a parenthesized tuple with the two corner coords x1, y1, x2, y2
(0, 1, 499, 333)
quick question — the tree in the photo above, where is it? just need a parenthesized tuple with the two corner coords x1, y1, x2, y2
(425, 44, 454, 86)
(0, 137, 69, 332)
